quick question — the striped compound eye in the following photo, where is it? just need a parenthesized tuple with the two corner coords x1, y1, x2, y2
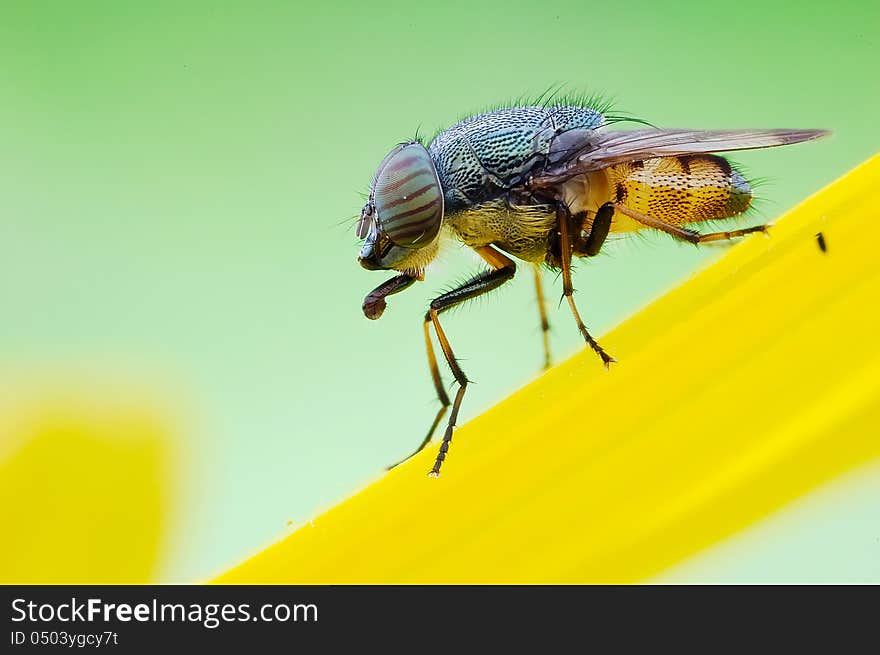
(371, 142, 444, 248)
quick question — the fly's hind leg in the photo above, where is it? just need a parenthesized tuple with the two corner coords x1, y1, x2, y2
(691, 224, 769, 243)
(557, 201, 615, 368)
(425, 245, 517, 477)
(612, 203, 768, 244)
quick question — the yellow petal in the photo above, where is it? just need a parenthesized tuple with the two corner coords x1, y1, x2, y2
(214, 156, 880, 584)
(0, 394, 170, 583)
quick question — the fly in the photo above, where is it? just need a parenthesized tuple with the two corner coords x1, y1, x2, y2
(355, 98, 828, 477)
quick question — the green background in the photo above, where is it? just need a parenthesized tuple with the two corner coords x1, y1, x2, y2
(1, 1, 877, 581)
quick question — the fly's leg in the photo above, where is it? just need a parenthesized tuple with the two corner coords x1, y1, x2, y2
(426, 311, 468, 478)
(612, 203, 768, 244)
(573, 202, 614, 257)
(691, 225, 769, 243)
(363, 273, 444, 471)
(426, 245, 517, 477)
(531, 197, 613, 367)
(557, 202, 616, 368)
(362, 273, 417, 320)
(532, 265, 552, 370)
(386, 319, 450, 470)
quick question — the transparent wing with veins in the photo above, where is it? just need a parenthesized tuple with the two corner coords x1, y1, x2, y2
(534, 128, 830, 184)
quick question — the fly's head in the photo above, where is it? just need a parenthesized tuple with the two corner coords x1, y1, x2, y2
(357, 142, 444, 274)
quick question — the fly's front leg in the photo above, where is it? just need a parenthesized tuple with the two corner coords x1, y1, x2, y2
(362, 273, 416, 320)
(557, 201, 616, 368)
(426, 245, 517, 477)
(612, 203, 768, 244)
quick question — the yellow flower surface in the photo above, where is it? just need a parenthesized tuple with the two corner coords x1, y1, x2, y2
(0, 396, 169, 583)
(217, 155, 880, 584)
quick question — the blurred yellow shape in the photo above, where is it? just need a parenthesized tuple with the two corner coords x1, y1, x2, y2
(0, 396, 169, 583)
(218, 156, 880, 584)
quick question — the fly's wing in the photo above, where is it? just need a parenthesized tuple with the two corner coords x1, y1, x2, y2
(538, 128, 829, 182)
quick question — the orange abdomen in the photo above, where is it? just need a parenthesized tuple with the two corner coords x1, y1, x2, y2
(608, 155, 752, 227)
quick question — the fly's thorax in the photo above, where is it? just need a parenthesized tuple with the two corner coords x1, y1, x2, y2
(428, 105, 606, 209)
(357, 141, 444, 273)
(447, 198, 556, 263)
(608, 155, 753, 227)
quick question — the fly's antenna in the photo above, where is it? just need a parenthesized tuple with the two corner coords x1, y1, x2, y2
(335, 212, 362, 230)
(335, 189, 370, 234)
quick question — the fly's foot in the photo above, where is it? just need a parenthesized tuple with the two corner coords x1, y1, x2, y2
(429, 453, 445, 477)
(428, 426, 455, 476)
(741, 224, 770, 239)
(593, 347, 616, 370)
(693, 223, 772, 244)
(577, 326, 615, 369)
